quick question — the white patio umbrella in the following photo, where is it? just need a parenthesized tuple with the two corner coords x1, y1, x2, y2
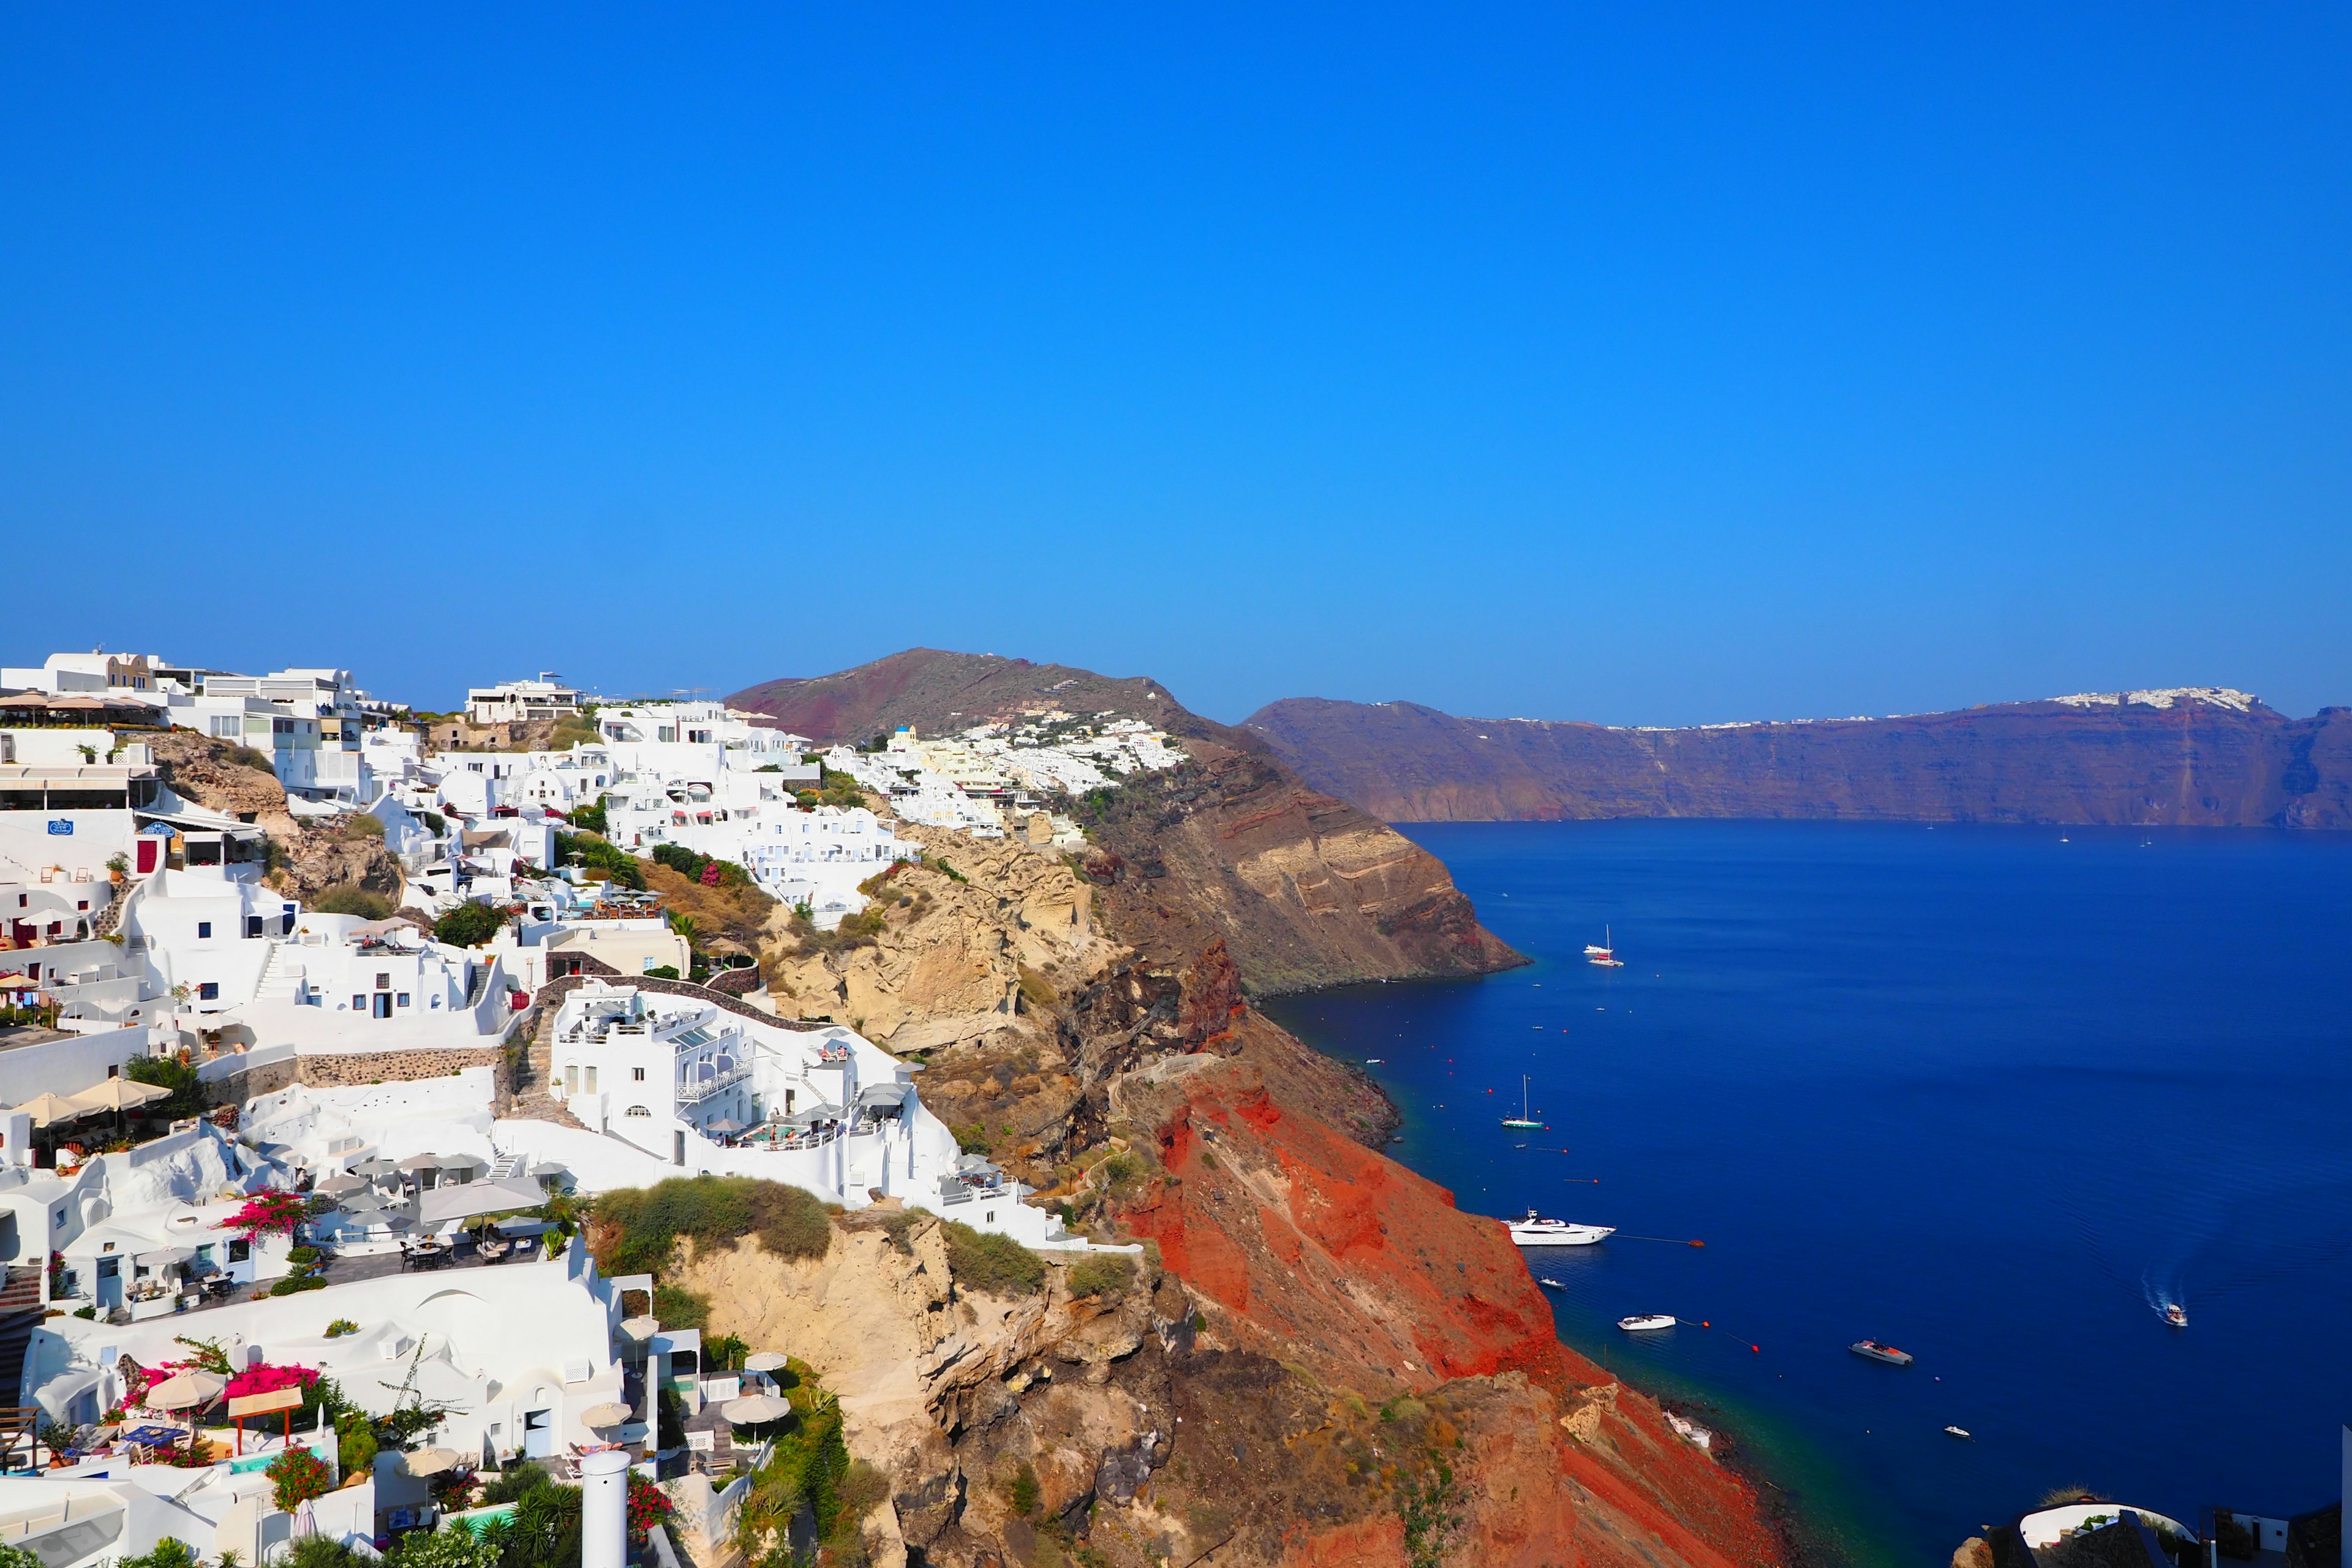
(290, 1498, 317, 1541)
(579, 1401, 633, 1428)
(68, 1078, 171, 1115)
(404, 1446, 461, 1476)
(742, 1351, 788, 1373)
(721, 1393, 790, 1426)
(13, 1091, 96, 1128)
(144, 1371, 228, 1412)
(619, 1315, 658, 1343)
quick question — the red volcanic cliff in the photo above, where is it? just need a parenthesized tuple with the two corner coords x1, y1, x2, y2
(1106, 1014, 1788, 1568)
(1247, 691, 2352, 829)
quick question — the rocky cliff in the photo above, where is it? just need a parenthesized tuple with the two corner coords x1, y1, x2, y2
(710, 815, 1790, 1568)
(146, 731, 407, 902)
(1245, 690, 2352, 829)
(730, 650, 1521, 995)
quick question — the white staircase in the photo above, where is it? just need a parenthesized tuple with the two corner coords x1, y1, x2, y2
(251, 941, 305, 1002)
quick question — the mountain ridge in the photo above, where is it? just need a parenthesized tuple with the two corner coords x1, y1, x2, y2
(1243, 689, 2352, 828)
(727, 649, 1523, 993)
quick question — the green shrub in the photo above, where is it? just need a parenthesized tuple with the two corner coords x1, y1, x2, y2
(286, 1538, 370, 1568)
(287, 1246, 320, 1266)
(952, 1123, 992, 1156)
(124, 1053, 203, 1115)
(595, 1176, 833, 1276)
(642, 965, 679, 981)
(225, 744, 276, 775)
(941, 1221, 1046, 1297)
(432, 900, 507, 949)
(1002, 1460, 1040, 1518)
(650, 1284, 709, 1332)
(312, 884, 392, 920)
(340, 812, 386, 839)
(270, 1275, 328, 1295)
(324, 1318, 359, 1338)
(1066, 1254, 1134, 1301)
(554, 829, 644, 890)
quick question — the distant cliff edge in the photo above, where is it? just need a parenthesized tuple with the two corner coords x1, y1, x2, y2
(1244, 688, 2352, 829)
(728, 649, 1523, 993)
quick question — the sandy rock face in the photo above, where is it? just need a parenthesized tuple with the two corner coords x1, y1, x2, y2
(766, 827, 1120, 1055)
(147, 730, 404, 901)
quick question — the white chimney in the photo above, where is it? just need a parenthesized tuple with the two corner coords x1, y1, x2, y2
(579, 1446, 631, 1568)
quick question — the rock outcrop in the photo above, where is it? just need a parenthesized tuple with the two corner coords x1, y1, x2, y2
(735, 804, 1786, 1568)
(729, 649, 1524, 995)
(146, 731, 405, 902)
(1246, 692, 2352, 829)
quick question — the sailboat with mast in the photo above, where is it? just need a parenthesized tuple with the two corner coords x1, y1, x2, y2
(1501, 1074, 1542, 1130)
(1586, 926, 1624, 967)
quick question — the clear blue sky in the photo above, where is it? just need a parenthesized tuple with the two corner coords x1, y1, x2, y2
(5, 7, 2348, 724)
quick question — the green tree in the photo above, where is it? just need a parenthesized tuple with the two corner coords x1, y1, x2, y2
(124, 1054, 204, 1116)
(312, 884, 393, 919)
(118, 1543, 203, 1568)
(391, 1523, 501, 1568)
(432, 900, 507, 949)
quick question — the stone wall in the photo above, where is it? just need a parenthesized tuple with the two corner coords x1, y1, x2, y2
(530, 971, 825, 1031)
(286, 1046, 511, 1093)
(200, 1057, 301, 1107)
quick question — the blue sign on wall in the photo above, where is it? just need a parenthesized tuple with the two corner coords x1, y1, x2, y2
(47, 820, 73, 835)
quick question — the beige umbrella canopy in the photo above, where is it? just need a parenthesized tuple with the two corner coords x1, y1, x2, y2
(579, 1401, 633, 1428)
(742, 1351, 788, 1374)
(618, 1316, 658, 1343)
(403, 1447, 461, 1476)
(721, 1393, 790, 1425)
(144, 1371, 228, 1411)
(69, 1078, 172, 1114)
(14, 1091, 95, 1128)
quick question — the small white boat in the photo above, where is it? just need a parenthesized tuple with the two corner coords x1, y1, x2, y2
(1537, 1277, 1567, 1290)
(1507, 1209, 1614, 1247)
(1944, 1425, 1972, 1440)
(2164, 1302, 2187, 1328)
(1500, 1074, 1542, 1130)
(1618, 1313, 1676, 1332)
(1364, 1058, 1384, 1065)
(1586, 925, 1624, 967)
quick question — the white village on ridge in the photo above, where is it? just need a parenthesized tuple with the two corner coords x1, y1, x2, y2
(0, 650, 1187, 1568)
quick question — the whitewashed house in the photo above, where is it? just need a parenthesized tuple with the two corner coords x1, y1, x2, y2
(466, 676, 584, 726)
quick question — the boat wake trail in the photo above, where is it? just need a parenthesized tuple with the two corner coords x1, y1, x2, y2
(2056, 1155, 2352, 1321)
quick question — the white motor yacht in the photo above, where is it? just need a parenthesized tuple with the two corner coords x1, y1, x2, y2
(1507, 1209, 1615, 1247)
(1618, 1313, 1676, 1332)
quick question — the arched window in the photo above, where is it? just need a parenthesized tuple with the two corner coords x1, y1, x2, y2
(624, 1105, 652, 1118)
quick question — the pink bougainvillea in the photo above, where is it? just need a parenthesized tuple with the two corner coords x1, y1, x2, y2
(219, 1190, 310, 1239)
(123, 1355, 317, 1406)
(225, 1362, 320, 1400)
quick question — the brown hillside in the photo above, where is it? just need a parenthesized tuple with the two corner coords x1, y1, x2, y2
(1246, 693, 2352, 829)
(730, 650, 1522, 994)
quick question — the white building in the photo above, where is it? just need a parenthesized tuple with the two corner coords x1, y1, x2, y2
(591, 701, 814, 785)
(0, 1120, 280, 1325)
(516, 982, 1112, 1251)
(0, 652, 164, 697)
(466, 676, 584, 726)
(165, 668, 372, 805)
(119, 881, 518, 1060)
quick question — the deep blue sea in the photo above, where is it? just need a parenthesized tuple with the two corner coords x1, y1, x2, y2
(1262, 820, 2352, 1567)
